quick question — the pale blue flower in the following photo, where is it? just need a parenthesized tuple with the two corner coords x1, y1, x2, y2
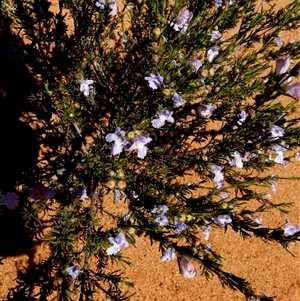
(272, 144, 288, 165)
(127, 135, 152, 159)
(295, 152, 300, 161)
(144, 73, 164, 90)
(96, 0, 105, 9)
(106, 127, 128, 155)
(155, 214, 169, 226)
(269, 125, 285, 139)
(66, 266, 80, 280)
(253, 215, 263, 226)
(207, 46, 219, 62)
(229, 151, 244, 168)
(269, 180, 277, 193)
(202, 226, 211, 241)
(173, 93, 187, 107)
(286, 82, 300, 99)
(173, 10, 193, 34)
(215, 0, 222, 8)
(220, 193, 229, 199)
(237, 110, 248, 125)
(107, 231, 129, 255)
(109, 0, 118, 15)
(198, 103, 213, 118)
(210, 30, 223, 42)
(114, 189, 127, 202)
(274, 37, 283, 47)
(211, 165, 224, 188)
(214, 215, 232, 226)
(123, 212, 131, 221)
(152, 110, 174, 128)
(151, 205, 169, 215)
(175, 220, 186, 234)
(283, 220, 299, 236)
(80, 79, 94, 96)
(161, 247, 176, 261)
(152, 205, 169, 226)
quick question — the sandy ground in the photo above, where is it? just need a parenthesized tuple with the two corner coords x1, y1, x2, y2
(0, 0, 299, 300)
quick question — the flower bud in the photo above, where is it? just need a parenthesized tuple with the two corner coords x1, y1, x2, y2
(127, 131, 135, 139)
(162, 88, 171, 96)
(116, 169, 125, 179)
(128, 227, 135, 234)
(109, 170, 116, 177)
(152, 27, 161, 37)
(117, 180, 127, 189)
(106, 180, 116, 190)
(152, 54, 159, 63)
(201, 69, 208, 78)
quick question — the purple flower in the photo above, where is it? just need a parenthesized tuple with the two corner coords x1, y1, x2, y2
(179, 257, 198, 279)
(0, 192, 19, 210)
(202, 226, 211, 241)
(30, 184, 56, 202)
(197, 103, 213, 118)
(214, 214, 232, 227)
(295, 152, 300, 161)
(269, 125, 285, 139)
(105, 127, 128, 155)
(207, 46, 219, 62)
(96, 0, 105, 9)
(173, 93, 186, 107)
(229, 151, 244, 168)
(73, 187, 88, 200)
(210, 30, 223, 42)
(108, 0, 118, 15)
(286, 82, 300, 99)
(274, 37, 283, 47)
(283, 220, 300, 236)
(66, 266, 80, 280)
(173, 10, 193, 34)
(80, 79, 94, 96)
(127, 135, 152, 159)
(152, 110, 174, 128)
(276, 57, 290, 75)
(190, 59, 203, 73)
(144, 73, 164, 90)
(107, 231, 129, 255)
(237, 110, 248, 125)
(161, 247, 176, 262)
(175, 220, 187, 234)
